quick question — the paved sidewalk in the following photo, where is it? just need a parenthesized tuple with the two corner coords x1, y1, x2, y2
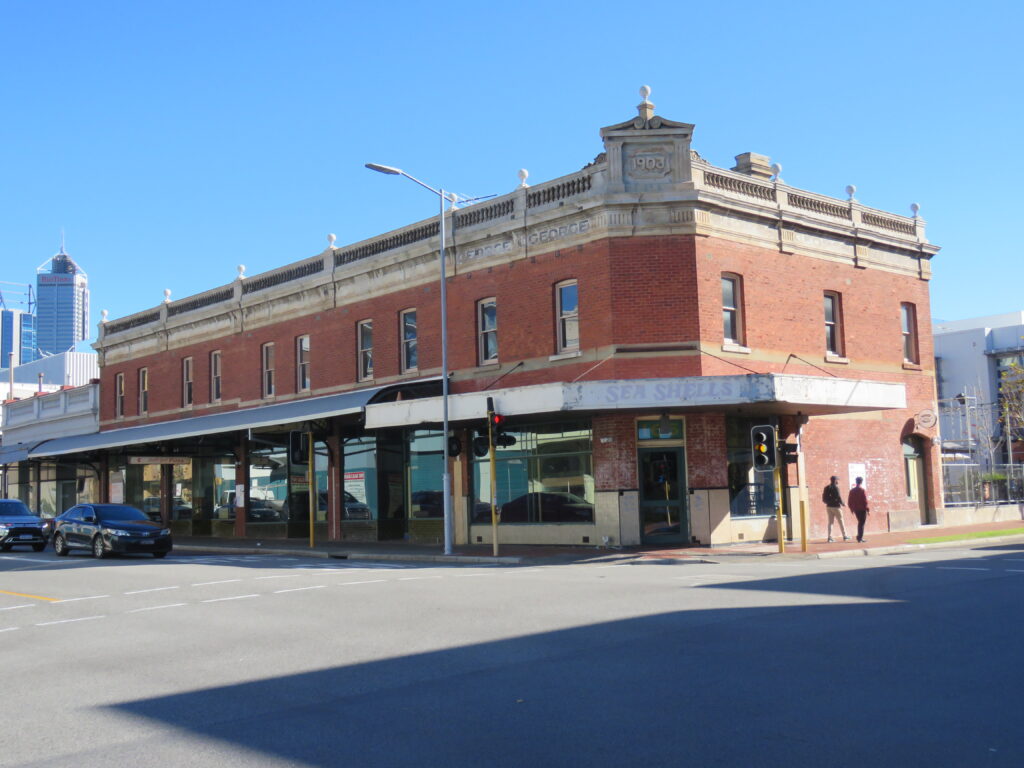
(172, 519, 1024, 565)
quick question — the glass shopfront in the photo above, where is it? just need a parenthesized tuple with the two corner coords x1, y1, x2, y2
(472, 420, 594, 525)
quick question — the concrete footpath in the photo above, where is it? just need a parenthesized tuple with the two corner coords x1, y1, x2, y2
(172, 518, 1024, 565)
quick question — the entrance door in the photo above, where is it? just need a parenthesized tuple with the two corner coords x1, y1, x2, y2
(638, 447, 688, 545)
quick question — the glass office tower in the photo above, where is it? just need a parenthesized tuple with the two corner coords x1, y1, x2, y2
(35, 249, 89, 356)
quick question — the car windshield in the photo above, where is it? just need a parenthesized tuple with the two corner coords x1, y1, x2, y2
(93, 505, 148, 522)
(0, 500, 35, 517)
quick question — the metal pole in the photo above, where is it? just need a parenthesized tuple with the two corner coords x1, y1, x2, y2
(308, 432, 315, 549)
(440, 190, 453, 556)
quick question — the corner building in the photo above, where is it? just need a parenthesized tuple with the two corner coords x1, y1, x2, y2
(44, 93, 942, 547)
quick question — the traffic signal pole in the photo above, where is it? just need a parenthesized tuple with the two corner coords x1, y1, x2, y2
(486, 397, 499, 557)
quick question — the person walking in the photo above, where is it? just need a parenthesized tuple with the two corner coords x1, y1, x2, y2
(822, 476, 849, 542)
(847, 476, 870, 543)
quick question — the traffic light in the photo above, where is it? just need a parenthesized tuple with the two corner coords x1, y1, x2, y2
(472, 433, 490, 458)
(750, 425, 776, 471)
(492, 412, 517, 448)
(288, 431, 309, 465)
(447, 436, 462, 458)
(781, 443, 799, 465)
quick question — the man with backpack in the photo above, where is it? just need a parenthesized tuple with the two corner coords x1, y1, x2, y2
(822, 475, 850, 543)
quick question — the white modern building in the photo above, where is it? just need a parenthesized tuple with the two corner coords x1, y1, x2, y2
(934, 312, 1024, 465)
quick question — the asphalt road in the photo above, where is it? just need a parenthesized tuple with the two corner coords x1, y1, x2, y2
(2, 544, 1023, 767)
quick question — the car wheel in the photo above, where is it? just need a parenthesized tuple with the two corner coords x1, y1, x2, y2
(92, 536, 107, 559)
(152, 551, 167, 559)
(32, 542, 46, 552)
(53, 534, 69, 556)
(0, 544, 10, 552)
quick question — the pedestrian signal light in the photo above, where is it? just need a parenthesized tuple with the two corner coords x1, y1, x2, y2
(288, 431, 309, 465)
(750, 426, 776, 471)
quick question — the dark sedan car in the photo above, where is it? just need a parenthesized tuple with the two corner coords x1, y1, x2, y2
(0, 499, 50, 552)
(52, 503, 172, 559)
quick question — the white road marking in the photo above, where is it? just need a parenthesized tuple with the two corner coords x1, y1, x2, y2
(55, 595, 110, 603)
(0, 604, 35, 611)
(128, 603, 187, 613)
(0, 555, 45, 563)
(200, 594, 259, 603)
(37, 616, 105, 626)
(124, 586, 180, 595)
(1006, 569, 1024, 573)
(254, 574, 302, 580)
(454, 572, 497, 577)
(398, 576, 443, 581)
(937, 567, 989, 571)
(273, 586, 326, 594)
(0, 626, 20, 633)
(338, 579, 386, 586)
(596, 565, 631, 569)
(192, 579, 242, 587)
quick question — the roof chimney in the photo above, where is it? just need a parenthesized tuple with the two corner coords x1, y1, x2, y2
(732, 152, 773, 180)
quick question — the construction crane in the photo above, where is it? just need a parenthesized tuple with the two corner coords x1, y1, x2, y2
(0, 281, 35, 312)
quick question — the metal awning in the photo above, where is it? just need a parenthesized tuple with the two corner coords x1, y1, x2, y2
(0, 443, 32, 465)
(29, 384, 392, 459)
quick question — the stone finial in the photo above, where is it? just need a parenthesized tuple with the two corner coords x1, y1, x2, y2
(637, 85, 655, 122)
(910, 202, 921, 218)
(237, 264, 246, 280)
(518, 168, 529, 188)
(163, 289, 172, 304)
(846, 185, 857, 201)
(771, 163, 783, 183)
(328, 233, 337, 248)
(101, 309, 109, 324)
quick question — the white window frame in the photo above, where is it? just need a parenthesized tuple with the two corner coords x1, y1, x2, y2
(296, 335, 311, 392)
(824, 291, 844, 356)
(210, 350, 222, 402)
(721, 274, 744, 345)
(555, 280, 579, 353)
(901, 302, 919, 363)
(478, 298, 498, 364)
(138, 367, 148, 415)
(182, 357, 194, 407)
(400, 309, 417, 373)
(115, 372, 125, 418)
(262, 343, 276, 397)
(357, 321, 373, 381)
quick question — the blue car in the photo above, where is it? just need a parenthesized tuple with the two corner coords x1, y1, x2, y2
(0, 499, 51, 552)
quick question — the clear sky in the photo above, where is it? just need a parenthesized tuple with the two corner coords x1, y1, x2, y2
(2, 0, 1020, 340)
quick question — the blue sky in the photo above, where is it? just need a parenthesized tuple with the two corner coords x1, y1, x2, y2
(2, 0, 1020, 338)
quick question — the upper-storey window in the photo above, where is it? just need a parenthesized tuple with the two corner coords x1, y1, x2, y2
(182, 357, 194, 407)
(115, 373, 125, 418)
(400, 310, 417, 372)
(296, 335, 311, 392)
(556, 281, 579, 352)
(901, 302, 919, 364)
(138, 368, 149, 415)
(262, 343, 276, 397)
(824, 291, 844, 356)
(721, 274, 744, 345)
(210, 350, 222, 402)
(478, 298, 498, 364)
(357, 321, 373, 381)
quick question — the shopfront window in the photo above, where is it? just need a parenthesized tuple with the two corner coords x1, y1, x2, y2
(473, 420, 594, 524)
(344, 436, 378, 519)
(408, 430, 443, 519)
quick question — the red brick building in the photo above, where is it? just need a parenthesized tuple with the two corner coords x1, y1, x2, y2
(26, 89, 941, 548)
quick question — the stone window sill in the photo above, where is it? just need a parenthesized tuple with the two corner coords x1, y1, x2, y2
(549, 349, 582, 361)
(902, 361, 923, 371)
(721, 342, 751, 354)
(825, 354, 850, 364)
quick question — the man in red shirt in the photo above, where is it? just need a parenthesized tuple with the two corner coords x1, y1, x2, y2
(847, 477, 870, 543)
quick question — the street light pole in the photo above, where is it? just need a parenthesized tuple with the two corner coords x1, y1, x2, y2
(365, 163, 454, 556)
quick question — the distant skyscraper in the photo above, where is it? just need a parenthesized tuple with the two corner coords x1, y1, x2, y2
(0, 308, 36, 367)
(35, 246, 89, 356)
